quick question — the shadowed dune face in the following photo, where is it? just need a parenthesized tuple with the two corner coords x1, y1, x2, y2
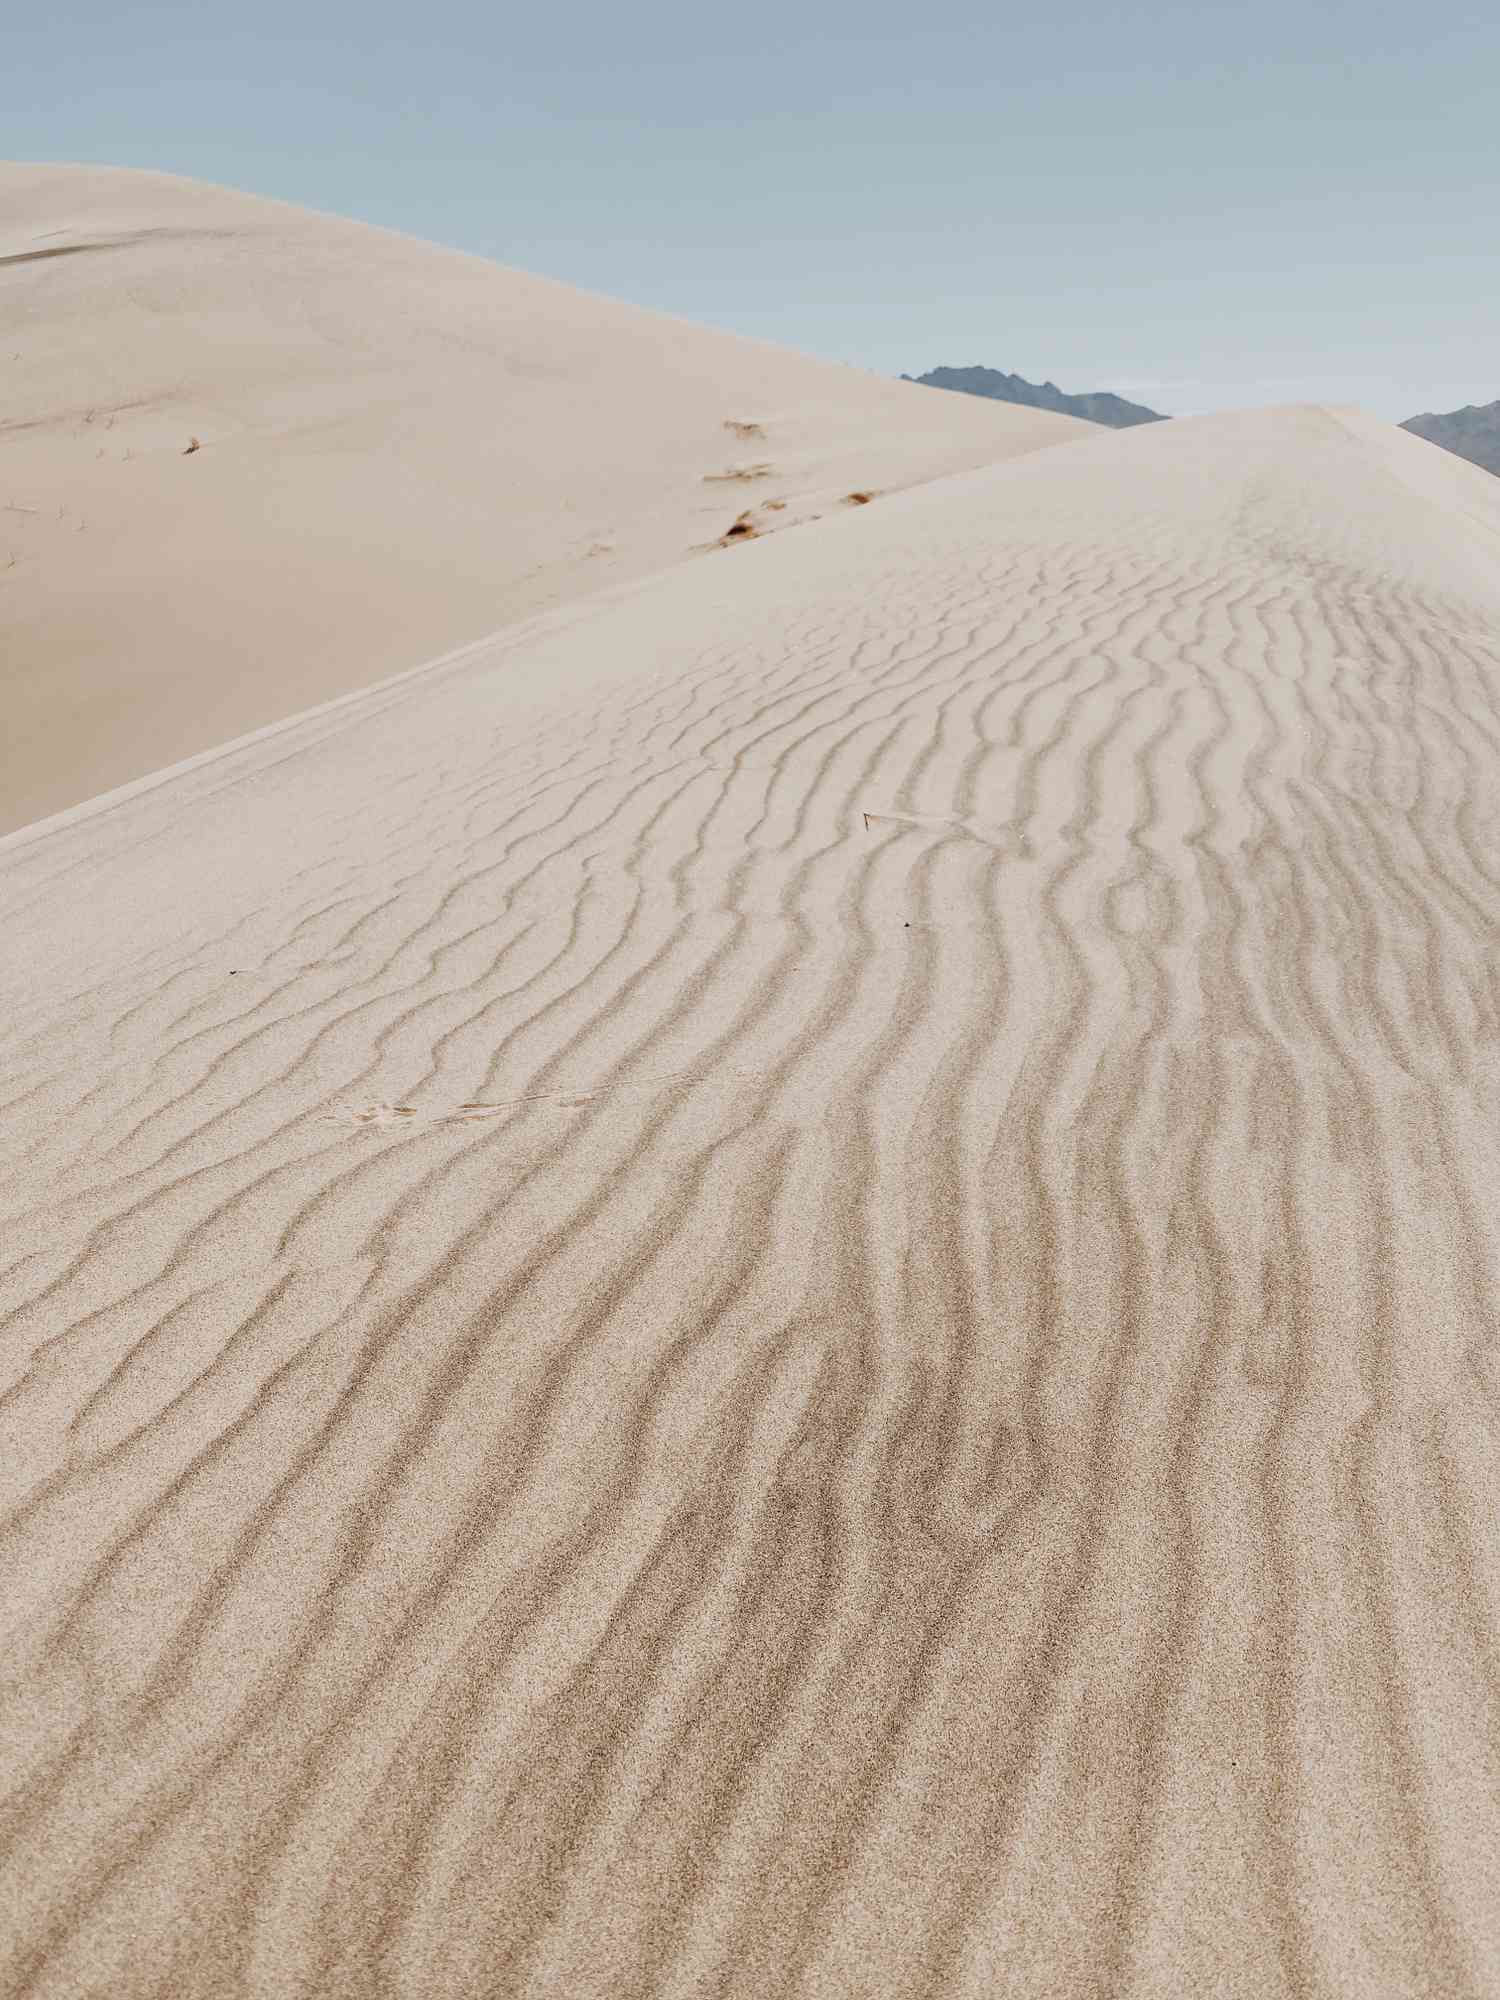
(5, 406, 1500, 1996)
(0, 163, 1085, 836)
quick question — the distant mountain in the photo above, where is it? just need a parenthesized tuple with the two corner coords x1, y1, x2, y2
(1400, 400, 1500, 479)
(902, 364, 1168, 429)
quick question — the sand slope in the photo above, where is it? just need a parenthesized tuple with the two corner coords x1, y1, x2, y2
(5, 405, 1500, 1996)
(0, 164, 1084, 834)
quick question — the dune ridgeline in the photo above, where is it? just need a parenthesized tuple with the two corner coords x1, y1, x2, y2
(5, 167, 1500, 2000)
(0, 164, 1084, 835)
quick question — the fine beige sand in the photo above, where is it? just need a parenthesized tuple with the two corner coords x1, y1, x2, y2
(4, 396, 1500, 1997)
(0, 165, 1085, 835)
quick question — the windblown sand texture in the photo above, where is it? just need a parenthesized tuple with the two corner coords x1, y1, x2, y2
(0, 165, 1084, 834)
(5, 384, 1500, 1995)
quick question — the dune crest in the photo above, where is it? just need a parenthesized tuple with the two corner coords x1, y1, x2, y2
(4, 404, 1500, 1995)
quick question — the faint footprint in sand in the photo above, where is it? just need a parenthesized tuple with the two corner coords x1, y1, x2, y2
(861, 808, 1033, 855)
(323, 1089, 599, 1130)
(323, 1066, 748, 1131)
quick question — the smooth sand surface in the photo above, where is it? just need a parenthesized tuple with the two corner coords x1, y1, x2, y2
(0, 164, 1085, 834)
(5, 402, 1500, 1997)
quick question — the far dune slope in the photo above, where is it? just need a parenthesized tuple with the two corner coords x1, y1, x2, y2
(4, 406, 1500, 1997)
(0, 163, 1085, 832)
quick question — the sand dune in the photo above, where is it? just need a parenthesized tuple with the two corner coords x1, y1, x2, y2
(5, 402, 1500, 1996)
(0, 164, 1085, 835)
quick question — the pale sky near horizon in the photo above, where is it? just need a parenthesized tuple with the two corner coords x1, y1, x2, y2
(7, 2, 1497, 421)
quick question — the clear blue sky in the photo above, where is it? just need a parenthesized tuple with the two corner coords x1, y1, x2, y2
(8, 1, 1497, 419)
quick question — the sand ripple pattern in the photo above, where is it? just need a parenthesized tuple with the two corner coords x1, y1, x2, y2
(3, 407, 1500, 1997)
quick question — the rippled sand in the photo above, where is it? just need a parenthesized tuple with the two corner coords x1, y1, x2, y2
(4, 403, 1500, 1996)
